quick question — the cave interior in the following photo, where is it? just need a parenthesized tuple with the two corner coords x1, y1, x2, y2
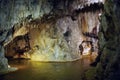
(0, 0, 120, 80)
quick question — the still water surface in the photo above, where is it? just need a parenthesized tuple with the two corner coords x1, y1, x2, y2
(1, 57, 93, 80)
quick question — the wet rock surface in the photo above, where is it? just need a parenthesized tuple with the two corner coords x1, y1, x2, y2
(86, 0, 120, 80)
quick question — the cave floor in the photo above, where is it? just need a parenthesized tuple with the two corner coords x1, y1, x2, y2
(1, 56, 94, 80)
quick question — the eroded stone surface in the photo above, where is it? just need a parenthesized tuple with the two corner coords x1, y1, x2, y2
(86, 0, 120, 80)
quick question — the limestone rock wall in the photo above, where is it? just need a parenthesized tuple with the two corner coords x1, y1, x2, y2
(0, 0, 104, 30)
(0, 0, 52, 30)
(95, 0, 120, 80)
(85, 0, 120, 80)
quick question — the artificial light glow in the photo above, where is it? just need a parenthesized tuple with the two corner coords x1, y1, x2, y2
(8, 65, 11, 68)
(82, 42, 92, 56)
(82, 47, 91, 55)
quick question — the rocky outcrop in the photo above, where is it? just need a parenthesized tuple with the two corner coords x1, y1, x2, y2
(0, 45, 8, 70)
(0, 27, 17, 74)
(96, 0, 120, 80)
(86, 0, 120, 80)
(0, 27, 13, 71)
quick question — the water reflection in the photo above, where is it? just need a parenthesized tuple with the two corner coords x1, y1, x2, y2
(1, 57, 93, 80)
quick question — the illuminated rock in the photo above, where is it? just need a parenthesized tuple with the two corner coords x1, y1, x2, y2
(28, 23, 72, 61)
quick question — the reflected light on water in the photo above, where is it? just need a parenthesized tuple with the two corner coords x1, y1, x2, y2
(2, 58, 94, 80)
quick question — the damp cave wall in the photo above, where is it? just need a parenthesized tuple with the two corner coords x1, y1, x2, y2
(85, 0, 120, 80)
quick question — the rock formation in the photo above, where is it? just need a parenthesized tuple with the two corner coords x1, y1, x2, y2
(0, 0, 104, 73)
(86, 0, 120, 80)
